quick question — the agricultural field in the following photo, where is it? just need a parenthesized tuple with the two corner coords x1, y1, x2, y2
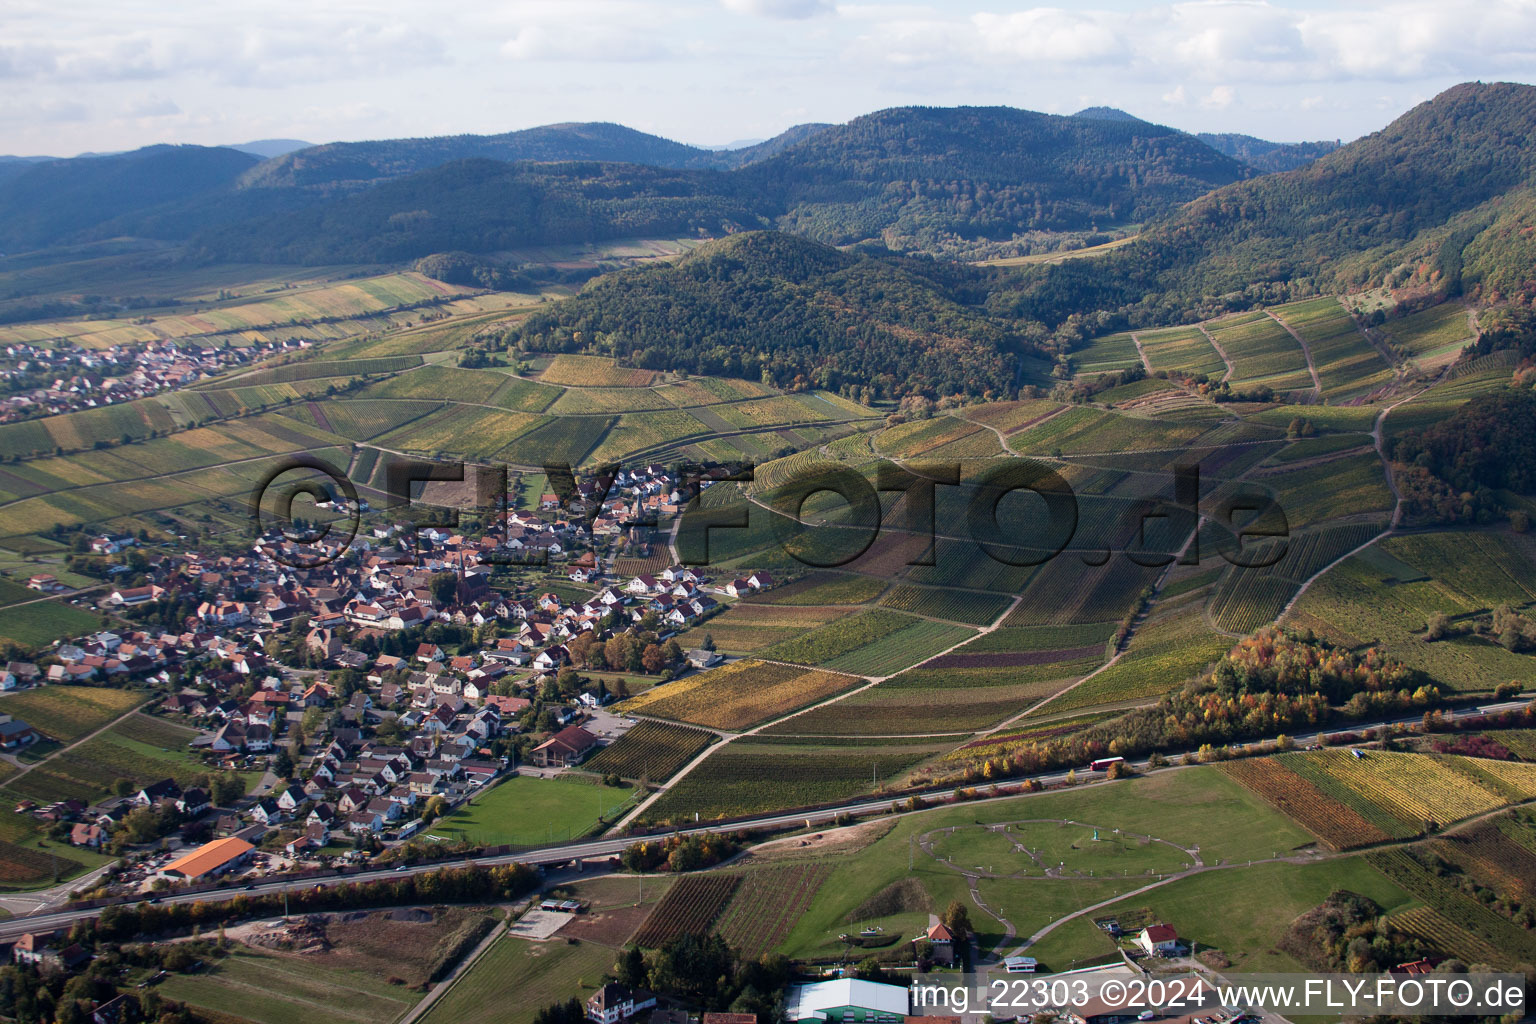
(773, 663, 1087, 735)
(0, 271, 480, 352)
(1071, 332, 1143, 376)
(430, 775, 636, 847)
(1376, 302, 1476, 361)
(2, 712, 217, 805)
(1370, 846, 1536, 968)
(548, 386, 676, 414)
(876, 585, 1012, 626)
(714, 863, 833, 958)
(632, 875, 742, 947)
(417, 933, 615, 1024)
(876, 416, 990, 459)
(1207, 521, 1383, 633)
(1247, 750, 1536, 843)
(1219, 757, 1396, 850)
(157, 910, 493, 1024)
(538, 354, 659, 388)
(641, 736, 951, 822)
(581, 721, 715, 782)
(1270, 297, 1395, 401)
(1252, 451, 1393, 528)
(693, 603, 854, 653)
(957, 398, 1065, 435)
(496, 415, 614, 468)
(0, 395, 179, 459)
(746, 572, 888, 606)
(1008, 406, 1212, 457)
(586, 409, 717, 463)
(756, 608, 923, 667)
(0, 596, 101, 649)
(1136, 325, 1226, 377)
(821, 619, 976, 676)
(0, 686, 146, 744)
(1286, 530, 1536, 690)
(616, 659, 863, 731)
(279, 398, 444, 441)
(1039, 597, 1228, 715)
(212, 354, 423, 386)
(1208, 313, 1312, 390)
(0, 839, 86, 888)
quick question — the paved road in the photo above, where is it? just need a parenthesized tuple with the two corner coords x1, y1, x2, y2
(0, 695, 1525, 943)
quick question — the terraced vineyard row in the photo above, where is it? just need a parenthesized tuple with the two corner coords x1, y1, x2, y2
(633, 875, 742, 946)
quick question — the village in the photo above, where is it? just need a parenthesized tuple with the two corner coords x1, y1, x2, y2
(0, 337, 312, 425)
(2, 460, 772, 900)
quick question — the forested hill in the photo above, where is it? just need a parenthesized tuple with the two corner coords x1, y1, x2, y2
(1195, 133, 1341, 173)
(0, 145, 258, 253)
(503, 231, 1030, 400)
(742, 105, 1252, 247)
(237, 122, 829, 190)
(1027, 82, 1536, 322)
(192, 160, 771, 264)
(1071, 106, 1340, 173)
(191, 105, 1257, 266)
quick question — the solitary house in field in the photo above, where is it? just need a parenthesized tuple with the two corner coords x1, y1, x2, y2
(1137, 923, 1180, 957)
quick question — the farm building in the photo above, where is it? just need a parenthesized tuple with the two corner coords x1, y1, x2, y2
(160, 837, 256, 882)
(785, 979, 909, 1024)
(1137, 923, 1180, 956)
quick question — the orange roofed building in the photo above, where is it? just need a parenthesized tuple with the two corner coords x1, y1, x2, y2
(160, 837, 255, 882)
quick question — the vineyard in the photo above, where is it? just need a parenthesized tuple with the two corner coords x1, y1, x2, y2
(1270, 299, 1394, 402)
(641, 737, 950, 821)
(0, 686, 145, 743)
(876, 585, 1012, 626)
(1208, 314, 1311, 390)
(1275, 750, 1536, 837)
(821, 619, 976, 677)
(581, 721, 715, 782)
(698, 603, 855, 653)
(616, 659, 862, 731)
(1071, 333, 1142, 376)
(1207, 522, 1382, 633)
(714, 864, 834, 958)
(773, 665, 1072, 735)
(538, 355, 660, 388)
(0, 840, 86, 887)
(1369, 847, 1536, 968)
(747, 572, 887, 606)
(757, 609, 921, 666)
(1137, 325, 1226, 377)
(1218, 757, 1393, 850)
(632, 875, 742, 947)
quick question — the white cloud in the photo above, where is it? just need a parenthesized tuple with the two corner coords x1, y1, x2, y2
(501, 23, 672, 61)
(1200, 84, 1236, 109)
(721, 0, 833, 18)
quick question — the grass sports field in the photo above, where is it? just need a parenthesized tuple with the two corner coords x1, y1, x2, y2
(430, 775, 636, 847)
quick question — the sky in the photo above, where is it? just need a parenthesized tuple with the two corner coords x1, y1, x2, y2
(3, 0, 1534, 157)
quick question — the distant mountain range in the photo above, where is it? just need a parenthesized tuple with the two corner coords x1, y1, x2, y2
(1071, 106, 1340, 173)
(7, 85, 1534, 321)
(0, 105, 1337, 259)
